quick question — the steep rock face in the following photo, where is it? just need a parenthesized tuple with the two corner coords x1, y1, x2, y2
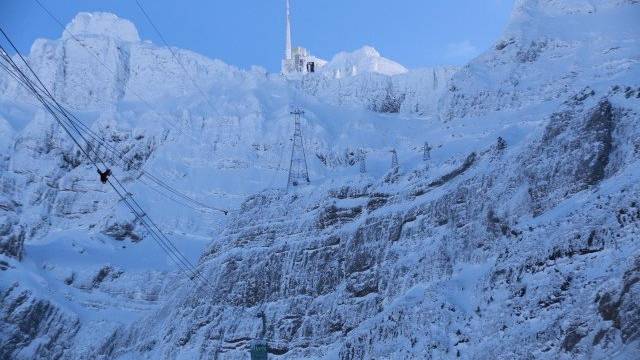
(526, 99, 617, 215)
(10, 12, 241, 110)
(0, 11, 439, 360)
(64, 12, 140, 43)
(96, 91, 640, 359)
(0, 283, 81, 360)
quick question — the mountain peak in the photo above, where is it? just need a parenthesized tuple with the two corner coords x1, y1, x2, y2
(64, 12, 140, 42)
(352, 46, 381, 58)
(322, 46, 408, 77)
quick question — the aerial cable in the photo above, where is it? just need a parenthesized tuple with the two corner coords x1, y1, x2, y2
(1, 55, 210, 292)
(0, 43, 193, 276)
(38, 91, 229, 215)
(0, 30, 216, 294)
(32, 0, 200, 143)
(134, 0, 220, 116)
(31, 0, 239, 214)
(0, 43, 229, 215)
(137, 176, 206, 213)
(54, 103, 229, 215)
(30, 0, 230, 214)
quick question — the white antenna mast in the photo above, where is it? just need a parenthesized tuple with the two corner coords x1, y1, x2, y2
(285, 0, 292, 60)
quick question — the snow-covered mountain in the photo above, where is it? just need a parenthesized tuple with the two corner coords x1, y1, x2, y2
(1, 0, 640, 359)
(320, 46, 409, 78)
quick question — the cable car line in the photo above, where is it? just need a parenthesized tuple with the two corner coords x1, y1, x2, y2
(134, 0, 220, 116)
(0, 48, 229, 215)
(0, 42, 197, 281)
(0, 28, 216, 295)
(32, 0, 230, 214)
(0, 52, 212, 296)
(32, 0, 200, 143)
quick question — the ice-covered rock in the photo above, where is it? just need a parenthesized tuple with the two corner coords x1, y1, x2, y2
(63, 12, 140, 42)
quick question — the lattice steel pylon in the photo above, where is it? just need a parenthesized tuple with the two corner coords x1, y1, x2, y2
(390, 148, 399, 169)
(359, 149, 367, 174)
(423, 141, 431, 162)
(423, 141, 431, 172)
(287, 109, 310, 189)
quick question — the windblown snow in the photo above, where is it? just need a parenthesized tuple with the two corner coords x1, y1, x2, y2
(1, 1, 639, 359)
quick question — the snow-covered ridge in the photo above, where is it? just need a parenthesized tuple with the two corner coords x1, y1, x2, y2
(63, 12, 140, 42)
(4, 12, 444, 115)
(320, 46, 408, 78)
(510, 0, 636, 19)
(439, 0, 640, 121)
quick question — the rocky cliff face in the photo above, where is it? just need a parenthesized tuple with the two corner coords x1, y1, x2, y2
(93, 91, 640, 359)
(1, 0, 640, 359)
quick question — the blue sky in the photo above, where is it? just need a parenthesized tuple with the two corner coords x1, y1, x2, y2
(1, 0, 515, 72)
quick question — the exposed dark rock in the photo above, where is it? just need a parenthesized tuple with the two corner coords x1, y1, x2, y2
(495, 38, 515, 51)
(429, 152, 477, 187)
(91, 265, 123, 288)
(0, 284, 80, 360)
(0, 223, 25, 260)
(527, 100, 616, 216)
(0, 260, 10, 271)
(561, 324, 585, 352)
(101, 221, 142, 242)
(516, 40, 547, 63)
(329, 186, 370, 200)
(317, 205, 363, 229)
(366, 196, 388, 212)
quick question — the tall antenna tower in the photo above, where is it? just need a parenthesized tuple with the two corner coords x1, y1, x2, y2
(287, 109, 310, 189)
(285, 0, 292, 61)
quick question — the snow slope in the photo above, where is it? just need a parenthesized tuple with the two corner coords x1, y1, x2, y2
(1, 0, 640, 359)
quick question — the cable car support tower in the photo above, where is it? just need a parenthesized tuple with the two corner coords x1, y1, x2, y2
(287, 108, 310, 190)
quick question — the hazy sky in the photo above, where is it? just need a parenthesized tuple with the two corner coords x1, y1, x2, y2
(1, 0, 515, 72)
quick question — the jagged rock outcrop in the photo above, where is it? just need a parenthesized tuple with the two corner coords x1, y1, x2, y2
(0, 284, 81, 360)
